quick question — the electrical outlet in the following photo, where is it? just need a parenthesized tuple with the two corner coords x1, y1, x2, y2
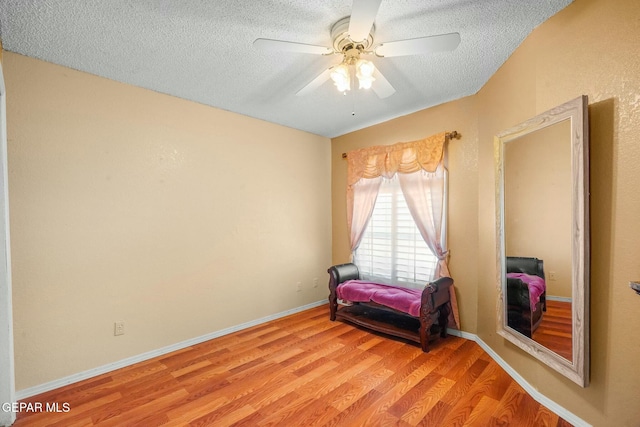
(114, 321, 125, 336)
(548, 271, 557, 281)
(313, 277, 319, 288)
(296, 282, 302, 292)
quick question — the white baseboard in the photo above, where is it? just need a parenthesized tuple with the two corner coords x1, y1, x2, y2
(16, 300, 328, 400)
(546, 295, 573, 303)
(446, 328, 590, 427)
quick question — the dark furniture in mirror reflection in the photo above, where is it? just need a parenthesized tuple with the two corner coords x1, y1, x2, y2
(506, 256, 546, 338)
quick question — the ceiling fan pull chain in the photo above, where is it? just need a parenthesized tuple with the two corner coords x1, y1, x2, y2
(352, 85, 357, 116)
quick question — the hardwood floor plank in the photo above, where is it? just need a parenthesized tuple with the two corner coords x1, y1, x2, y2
(11, 305, 574, 427)
(433, 340, 479, 376)
(330, 366, 394, 412)
(124, 412, 171, 427)
(265, 343, 343, 375)
(165, 394, 230, 425)
(255, 395, 321, 427)
(398, 375, 456, 425)
(557, 418, 575, 427)
(172, 365, 232, 395)
(18, 392, 122, 427)
(463, 395, 502, 427)
(418, 400, 454, 426)
(510, 392, 544, 427)
(533, 300, 573, 360)
(388, 370, 443, 418)
(328, 331, 381, 360)
(354, 411, 413, 427)
(227, 391, 301, 427)
(94, 389, 189, 427)
(484, 362, 515, 401)
(268, 393, 341, 427)
(17, 376, 115, 413)
(440, 358, 490, 406)
(293, 351, 382, 400)
(320, 388, 384, 427)
(330, 351, 441, 425)
(262, 344, 306, 364)
(534, 405, 562, 426)
(189, 403, 255, 427)
(355, 335, 386, 351)
(159, 346, 227, 369)
(436, 359, 492, 426)
(434, 360, 504, 426)
(227, 358, 339, 412)
(443, 342, 485, 381)
(373, 348, 448, 396)
(490, 382, 527, 426)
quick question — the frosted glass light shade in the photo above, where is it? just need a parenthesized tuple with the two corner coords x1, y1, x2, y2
(330, 63, 351, 92)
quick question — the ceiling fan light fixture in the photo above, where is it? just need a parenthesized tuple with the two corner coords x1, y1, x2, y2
(358, 75, 375, 90)
(330, 63, 351, 92)
(356, 59, 375, 77)
(356, 58, 375, 89)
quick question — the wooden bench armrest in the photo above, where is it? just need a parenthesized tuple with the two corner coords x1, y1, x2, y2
(327, 263, 360, 321)
(421, 277, 453, 313)
(328, 263, 360, 287)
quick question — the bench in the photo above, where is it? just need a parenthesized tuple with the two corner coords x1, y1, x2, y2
(328, 263, 454, 352)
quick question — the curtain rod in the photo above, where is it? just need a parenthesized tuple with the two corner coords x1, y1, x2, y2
(341, 130, 460, 159)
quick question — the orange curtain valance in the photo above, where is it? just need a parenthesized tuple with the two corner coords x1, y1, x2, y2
(346, 132, 447, 186)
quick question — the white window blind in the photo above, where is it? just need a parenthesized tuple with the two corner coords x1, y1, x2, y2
(354, 177, 438, 288)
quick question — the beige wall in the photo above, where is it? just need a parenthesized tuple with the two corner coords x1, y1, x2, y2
(332, 0, 640, 424)
(477, 0, 640, 424)
(6, 53, 332, 390)
(332, 96, 479, 334)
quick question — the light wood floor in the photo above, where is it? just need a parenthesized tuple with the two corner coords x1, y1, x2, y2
(13, 305, 573, 426)
(533, 300, 573, 361)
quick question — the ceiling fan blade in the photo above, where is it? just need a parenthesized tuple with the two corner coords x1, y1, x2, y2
(296, 68, 332, 96)
(253, 38, 332, 55)
(372, 67, 395, 99)
(375, 32, 461, 57)
(348, 0, 383, 43)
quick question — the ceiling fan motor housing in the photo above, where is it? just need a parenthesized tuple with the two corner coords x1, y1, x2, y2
(331, 16, 375, 54)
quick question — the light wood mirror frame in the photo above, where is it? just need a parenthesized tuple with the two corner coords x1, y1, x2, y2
(495, 96, 589, 387)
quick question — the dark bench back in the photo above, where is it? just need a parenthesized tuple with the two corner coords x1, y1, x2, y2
(506, 256, 544, 279)
(327, 263, 360, 286)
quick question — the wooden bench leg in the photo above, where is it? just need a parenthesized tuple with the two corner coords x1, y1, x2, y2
(329, 283, 338, 322)
(439, 302, 450, 338)
(419, 314, 432, 353)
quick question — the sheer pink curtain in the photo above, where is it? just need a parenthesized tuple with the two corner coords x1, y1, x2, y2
(347, 176, 383, 253)
(397, 166, 460, 329)
(345, 132, 460, 329)
(397, 166, 448, 276)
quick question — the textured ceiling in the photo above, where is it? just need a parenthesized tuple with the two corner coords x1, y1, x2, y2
(0, 0, 572, 138)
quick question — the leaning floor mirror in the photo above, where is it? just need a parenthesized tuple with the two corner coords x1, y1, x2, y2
(495, 96, 589, 387)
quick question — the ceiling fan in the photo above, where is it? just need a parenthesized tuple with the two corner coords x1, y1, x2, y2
(253, 0, 461, 99)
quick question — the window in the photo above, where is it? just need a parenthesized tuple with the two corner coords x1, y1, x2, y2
(354, 176, 439, 288)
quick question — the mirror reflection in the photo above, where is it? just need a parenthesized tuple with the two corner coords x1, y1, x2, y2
(496, 95, 589, 387)
(503, 119, 572, 361)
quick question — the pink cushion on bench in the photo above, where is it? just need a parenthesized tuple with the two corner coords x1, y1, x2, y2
(337, 280, 423, 317)
(506, 272, 546, 312)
